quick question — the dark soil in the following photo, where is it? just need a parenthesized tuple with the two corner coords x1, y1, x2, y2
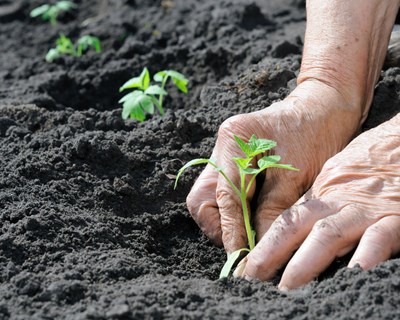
(1, 0, 400, 319)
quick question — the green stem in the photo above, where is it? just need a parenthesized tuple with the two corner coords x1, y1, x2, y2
(158, 75, 169, 115)
(240, 172, 255, 250)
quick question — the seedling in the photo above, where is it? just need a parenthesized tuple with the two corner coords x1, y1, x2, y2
(30, 1, 77, 26)
(175, 134, 299, 278)
(119, 68, 188, 122)
(46, 34, 101, 62)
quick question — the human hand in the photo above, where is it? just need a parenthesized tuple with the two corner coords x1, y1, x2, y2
(236, 113, 400, 289)
(186, 81, 363, 253)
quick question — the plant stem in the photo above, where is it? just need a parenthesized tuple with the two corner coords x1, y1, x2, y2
(158, 75, 169, 115)
(240, 172, 255, 250)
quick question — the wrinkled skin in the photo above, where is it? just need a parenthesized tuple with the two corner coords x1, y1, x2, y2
(237, 114, 400, 289)
(186, 0, 400, 289)
(187, 80, 363, 252)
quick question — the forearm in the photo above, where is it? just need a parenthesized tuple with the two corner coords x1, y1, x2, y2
(298, 0, 400, 123)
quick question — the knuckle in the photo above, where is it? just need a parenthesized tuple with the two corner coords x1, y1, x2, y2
(246, 254, 269, 277)
(218, 114, 249, 139)
(311, 218, 344, 243)
(277, 206, 302, 233)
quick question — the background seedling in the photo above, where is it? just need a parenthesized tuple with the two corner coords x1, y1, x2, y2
(30, 1, 77, 26)
(46, 34, 102, 62)
(119, 68, 188, 122)
(175, 134, 299, 278)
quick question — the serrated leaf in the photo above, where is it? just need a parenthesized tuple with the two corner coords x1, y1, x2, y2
(145, 85, 168, 96)
(174, 158, 215, 189)
(233, 135, 252, 157)
(219, 248, 250, 279)
(233, 157, 251, 170)
(242, 167, 261, 175)
(154, 71, 166, 82)
(257, 155, 281, 168)
(248, 135, 277, 157)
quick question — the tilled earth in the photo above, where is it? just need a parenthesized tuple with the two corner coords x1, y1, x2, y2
(0, 0, 400, 319)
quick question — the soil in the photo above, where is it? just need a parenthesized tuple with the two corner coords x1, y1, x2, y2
(1, 0, 400, 319)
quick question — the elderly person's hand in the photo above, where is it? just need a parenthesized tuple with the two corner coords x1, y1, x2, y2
(186, 81, 362, 253)
(236, 113, 400, 289)
(187, 0, 398, 248)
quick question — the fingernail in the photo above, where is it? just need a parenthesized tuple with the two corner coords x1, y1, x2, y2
(233, 258, 247, 278)
(278, 285, 289, 292)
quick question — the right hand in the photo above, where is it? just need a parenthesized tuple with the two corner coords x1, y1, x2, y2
(186, 80, 364, 253)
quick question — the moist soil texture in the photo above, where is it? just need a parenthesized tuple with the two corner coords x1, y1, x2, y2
(1, 0, 400, 319)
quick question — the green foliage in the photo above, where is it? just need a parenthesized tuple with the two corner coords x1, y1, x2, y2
(46, 34, 102, 62)
(119, 68, 188, 122)
(175, 134, 299, 278)
(30, 1, 77, 25)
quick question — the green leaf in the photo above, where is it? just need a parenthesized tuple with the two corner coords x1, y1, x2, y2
(120, 68, 150, 92)
(145, 85, 168, 96)
(248, 135, 277, 157)
(129, 105, 146, 122)
(119, 76, 142, 92)
(30, 5, 50, 17)
(257, 155, 281, 168)
(55, 1, 77, 10)
(45, 48, 60, 62)
(232, 157, 251, 170)
(166, 70, 188, 81)
(118, 90, 142, 103)
(140, 67, 150, 90)
(154, 71, 167, 82)
(174, 158, 215, 189)
(219, 248, 250, 279)
(121, 91, 146, 120)
(257, 155, 299, 172)
(172, 78, 188, 93)
(138, 95, 154, 114)
(233, 135, 252, 157)
(241, 167, 260, 175)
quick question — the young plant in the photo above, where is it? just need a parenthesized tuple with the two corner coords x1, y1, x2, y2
(46, 34, 102, 62)
(119, 68, 188, 122)
(174, 134, 299, 278)
(30, 1, 77, 26)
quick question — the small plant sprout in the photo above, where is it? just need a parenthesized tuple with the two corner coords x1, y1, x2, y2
(174, 134, 299, 279)
(46, 34, 102, 62)
(30, 1, 77, 26)
(119, 68, 188, 122)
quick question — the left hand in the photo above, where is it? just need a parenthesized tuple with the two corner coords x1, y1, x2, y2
(235, 113, 400, 290)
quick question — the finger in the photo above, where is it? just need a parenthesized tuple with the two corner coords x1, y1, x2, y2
(348, 215, 400, 269)
(216, 166, 251, 253)
(187, 164, 222, 246)
(279, 204, 373, 290)
(254, 170, 303, 241)
(214, 126, 257, 253)
(240, 197, 335, 280)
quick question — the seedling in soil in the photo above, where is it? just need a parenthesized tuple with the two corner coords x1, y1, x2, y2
(30, 1, 77, 26)
(174, 134, 299, 278)
(46, 34, 101, 62)
(119, 68, 188, 122)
